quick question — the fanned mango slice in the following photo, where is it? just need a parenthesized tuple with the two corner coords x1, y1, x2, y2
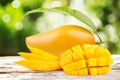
(15, 47, 61, 71)
(27, 45, 59, 60)
(18, 52, 58, 61)
(15, 60, 61, 71)
(60, 44, 113, 76)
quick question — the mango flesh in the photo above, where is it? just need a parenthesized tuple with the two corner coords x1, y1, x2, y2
(60, 44, 113, 76)
(15, 25, 113, 76)
(15, 51, 61, 71)
(15, 44, 113, 76)
(26, 25, 95, 56)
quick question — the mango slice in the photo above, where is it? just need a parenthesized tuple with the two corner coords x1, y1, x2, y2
(15, 60, 61, 71)
(27, 45, 59, 60)
(18, 52, 58, 62)
(60, 44, 113, 76)
(15, 44, 113, 76)
(15, 47, 61, 71)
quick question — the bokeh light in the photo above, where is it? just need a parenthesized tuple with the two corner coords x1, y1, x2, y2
(2, 14, 10, 22)
(15, 22, 23, 30)
(12, 0, 20, 8)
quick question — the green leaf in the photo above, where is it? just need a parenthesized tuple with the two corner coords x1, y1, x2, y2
(25, 7, 103, 43)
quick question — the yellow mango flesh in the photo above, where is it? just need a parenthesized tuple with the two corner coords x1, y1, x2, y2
(15, 60, 61, 71)
(15, 44, 113, 76)
(27, 45, 59, 60)
(60, 44, 113, 76)
(15, 46, 61, 71)
(18, 52, 58, 61)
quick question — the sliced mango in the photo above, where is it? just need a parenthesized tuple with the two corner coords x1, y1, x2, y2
(15, 44, 113, 76)
(88, 66, 111, 76)
(15, 60, 61, 71)
(60, 53, 74, 66)
(94, 47, 111, 58)
(27, 45, 59, 60)
(18, 52, 58, 61)
(60, 44, 113, 76)
(71, 45, 85, 60)
(15, 47, 61, 71)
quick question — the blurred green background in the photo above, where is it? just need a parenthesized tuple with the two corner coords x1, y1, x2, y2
(0, 0, 120, 56)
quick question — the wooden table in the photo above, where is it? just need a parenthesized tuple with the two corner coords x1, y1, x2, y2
(0, 55, 120, 80)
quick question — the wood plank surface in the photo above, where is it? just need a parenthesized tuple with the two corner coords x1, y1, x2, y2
(0, 55, 120, 80)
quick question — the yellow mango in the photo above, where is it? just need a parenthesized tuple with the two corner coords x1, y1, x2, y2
(98, 67, 111, 75)
(82, 44, 99, 59)
(89, 67, 111, 76)
(87, 58, 97, 67)
(71, 71, 78, 76)
(62, 60, 86, 72)
(27, 45, 59, 60)
(60, 53, 74, 66)
(15, 49, 61, 71)
(15, 25, 96, 72)
(75, 60, 87, 70)
(64, 68, 88, 76)
(84, 47, 95, 59)
(78, 68, 88, 76)
(60, 49, 72, 59)
(71, 45, 85, 61)
(88, 68, 98, 76)
(98, 58, 112, 66)
(94, 47, 111, 58)
(60, 45, 85, 66)
(87, 58, 113, 67)
(26, 25, 95, 56)
(15, 60, 61, 71)
(16, 44, 113, 76)
(60, 44, 113, 76)
(18, 52, 58, 61)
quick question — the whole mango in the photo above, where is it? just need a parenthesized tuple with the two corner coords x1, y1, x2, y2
(26, 25, 95, 56)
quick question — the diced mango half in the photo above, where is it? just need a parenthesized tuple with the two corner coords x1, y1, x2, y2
(60, 44, 113, 76)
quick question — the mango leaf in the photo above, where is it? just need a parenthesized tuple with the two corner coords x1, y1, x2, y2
(25, 7, 103, 43)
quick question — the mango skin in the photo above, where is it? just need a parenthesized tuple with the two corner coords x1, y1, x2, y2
(26, 25, 95, 56)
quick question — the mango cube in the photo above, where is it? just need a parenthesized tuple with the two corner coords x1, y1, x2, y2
(60, 44, 113, 76)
